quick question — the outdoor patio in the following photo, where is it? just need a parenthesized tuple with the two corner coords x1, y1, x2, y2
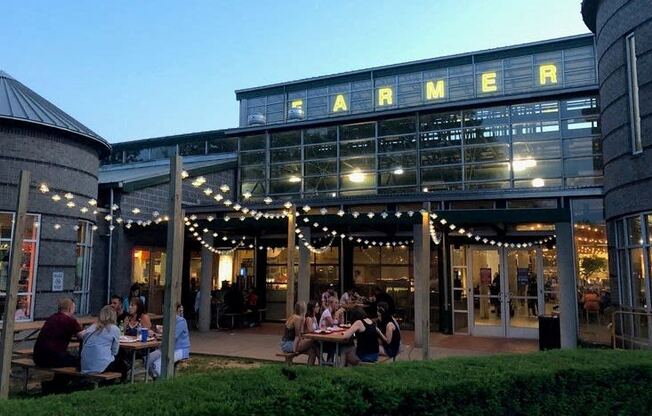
(189, 323, 538, 364)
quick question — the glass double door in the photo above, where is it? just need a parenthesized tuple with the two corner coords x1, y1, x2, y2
(467, 246, 543, 339)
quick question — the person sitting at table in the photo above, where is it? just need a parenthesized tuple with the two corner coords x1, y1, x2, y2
(33, 298, 83, 393)
(305, 300, 320, 333)
(80, 305, 125, 376)
(34, 298, 83, 367)
(14, 296, 29, 321)
(280, 301, 317, 365)
(341, 307, 380, 365)
(321, 286, 336, 309)
(109, 294, 127, 326)
(123, 283, 145, 313)
(147, 303, 191, 379)
(125, 297, 151, 336)
(224, 283, 245, 314)
(376, 301, 401, 359)
(319, 296, 340, 328)
(340, 287, 358, 306)
(372, 286, 395, 315)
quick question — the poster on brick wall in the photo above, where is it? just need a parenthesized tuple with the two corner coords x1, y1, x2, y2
(52, 271, 64, 291)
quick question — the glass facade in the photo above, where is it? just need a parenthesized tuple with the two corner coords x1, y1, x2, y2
(612, 213, 652, 348)
(0, 212, 40, 322)
(238, 96, 601, 199)
(241, 44, 596, 126)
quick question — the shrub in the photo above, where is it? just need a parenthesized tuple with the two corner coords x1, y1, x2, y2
(1, 349, 651, 415)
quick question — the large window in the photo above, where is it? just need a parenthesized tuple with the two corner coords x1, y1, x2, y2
(0, 212, 40, 322)
(353, 245, 413, 319)
(612, 212, 652, 347)
(571, 199, 609, 345)
(238, 96, 602, 199)
(74, 221, 94, 314)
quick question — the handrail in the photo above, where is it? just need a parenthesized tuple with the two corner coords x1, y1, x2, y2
(611, 309, 652, 350)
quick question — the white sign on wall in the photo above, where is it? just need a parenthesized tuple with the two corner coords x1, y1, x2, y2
(52, 272, 64, 292)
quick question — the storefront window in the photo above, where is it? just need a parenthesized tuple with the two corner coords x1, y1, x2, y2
(132, 247, 166, 315)
(74, 221, 94, 314)
(353, 245, 413, 326)
(572, 199, 609, 345)
(0, 212, 40, 322)
(312, 248, 339, 299)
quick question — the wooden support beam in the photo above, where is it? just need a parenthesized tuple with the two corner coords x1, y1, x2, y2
(0, 170, 31, 399)
(286, 207, 296, 316)
(161, 156, 184, 379)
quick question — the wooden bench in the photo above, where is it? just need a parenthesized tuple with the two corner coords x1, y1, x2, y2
(11, 357, 121, 392)
(275, 352, 299, 366)
(14, 342, 80, 357)
(52, 367, 121, 388)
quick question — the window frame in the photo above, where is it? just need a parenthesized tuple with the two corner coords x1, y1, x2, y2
(625, 33, 642, 155)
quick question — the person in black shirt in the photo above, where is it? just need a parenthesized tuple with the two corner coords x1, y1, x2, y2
(341, 308, 380, 365)
(224, 283, 245, 314)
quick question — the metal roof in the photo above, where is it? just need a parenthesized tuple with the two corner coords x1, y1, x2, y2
(0, 70, 110, 153)
(98, 153, 236, 191)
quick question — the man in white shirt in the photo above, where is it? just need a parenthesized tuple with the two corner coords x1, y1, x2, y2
(340, 288, 358, 306)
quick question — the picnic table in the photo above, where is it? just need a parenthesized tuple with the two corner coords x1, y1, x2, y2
(1, 316, 97, 345)
(303, 326, 352, 368)
(119, 336, 161, 384)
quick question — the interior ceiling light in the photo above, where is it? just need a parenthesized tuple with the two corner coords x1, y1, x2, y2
(288, 176, 301, 183)
(531, 178, 545, 188)
(512, 159, 537, 172)
(393, 167, 404, 175)
(348, 169, 365, 183)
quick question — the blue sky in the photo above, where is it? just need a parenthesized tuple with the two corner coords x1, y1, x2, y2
(1, 1, 589, 143)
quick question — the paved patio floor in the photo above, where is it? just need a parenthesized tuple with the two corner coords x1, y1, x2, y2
(190, 323, 538, 364)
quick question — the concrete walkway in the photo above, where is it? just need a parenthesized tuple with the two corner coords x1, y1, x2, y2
(190, 323, 538, 364)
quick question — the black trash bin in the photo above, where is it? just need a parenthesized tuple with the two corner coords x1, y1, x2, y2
(538, 315, 561, 350)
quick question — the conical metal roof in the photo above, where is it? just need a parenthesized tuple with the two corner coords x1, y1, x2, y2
(0, 70, 110, 153)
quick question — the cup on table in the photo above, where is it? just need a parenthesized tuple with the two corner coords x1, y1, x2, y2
(140, 327, 148, 342)
(156, 324, 163, 334)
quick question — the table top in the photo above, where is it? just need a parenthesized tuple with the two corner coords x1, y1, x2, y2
(119, 338, 161, 350)
(303, 328, 352, 343)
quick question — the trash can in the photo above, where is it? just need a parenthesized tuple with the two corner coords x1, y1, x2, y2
(538, 315, 561, 350)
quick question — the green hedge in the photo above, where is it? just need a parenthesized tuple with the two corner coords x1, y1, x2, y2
(2, 349, 652, 415)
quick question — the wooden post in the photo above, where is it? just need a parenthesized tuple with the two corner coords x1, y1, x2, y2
(286, 207, 296, 317)
(161, 156, 184, 379)
(0, 170, 31, 399)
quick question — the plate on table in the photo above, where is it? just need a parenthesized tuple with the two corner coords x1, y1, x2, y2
(119, 336, 137, 343)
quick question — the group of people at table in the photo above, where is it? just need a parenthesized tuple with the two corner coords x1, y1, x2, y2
(30, 294, 190, 392)
(281, 286, 401, 366)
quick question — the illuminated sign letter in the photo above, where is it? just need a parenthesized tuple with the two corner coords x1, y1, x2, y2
(332, 94, 348, 112)
(481, 72, 497, 93)
(425, 80, 445, 100)
(291, 99, 303, 109)
(377, 87, 393, 106)
(539, 64, 558, 85)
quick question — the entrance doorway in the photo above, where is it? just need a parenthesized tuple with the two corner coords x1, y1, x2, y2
(452, 245, 558, 339)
